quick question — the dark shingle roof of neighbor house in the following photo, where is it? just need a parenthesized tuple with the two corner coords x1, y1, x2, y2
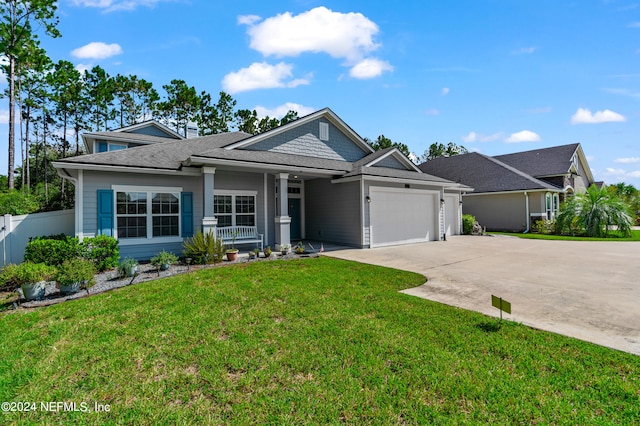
(418, 152, 558, 193)
(84, 131, 182, 145)
(493, 143, 579, 177)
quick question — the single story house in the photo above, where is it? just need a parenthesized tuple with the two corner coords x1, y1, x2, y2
(54, 108, 471, 259)
(418, 143, 597, 232)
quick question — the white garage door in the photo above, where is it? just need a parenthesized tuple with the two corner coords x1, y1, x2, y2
(369, 186, 438, 247)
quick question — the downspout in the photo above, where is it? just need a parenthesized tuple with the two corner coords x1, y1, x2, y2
(524, 191, 530, 233)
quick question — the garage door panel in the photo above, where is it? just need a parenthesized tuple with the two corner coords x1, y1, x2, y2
(370, 187, 437, 247)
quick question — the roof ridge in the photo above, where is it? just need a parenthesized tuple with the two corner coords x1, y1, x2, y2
(481, 153, 556, 188)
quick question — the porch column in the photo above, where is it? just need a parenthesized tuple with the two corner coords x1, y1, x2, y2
(275, 173, 291, 249)
(202, 167, 218, 235)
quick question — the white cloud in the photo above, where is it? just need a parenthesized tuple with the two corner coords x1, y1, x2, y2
(615, 157, 640, 164)
(238, 14, 261, 25)
(629, 170, 640, 177)
(0, 109, 9, 124)
(603, 88, 640, 98)
(76, 63, 93, 74)
(71, 42, 123, 59)
(424, 108, 440, 116)
(461, 131, 504, 143)
(244, 7, 381, 61)
(571, 107, 626, 124)
(505, 130, 541, 143)
(222, 62, 310, 94)
(628, 22, 640, 27)
(605, 167, 627, 175)
(349, 58, 393, 79)
(69, 0, 170, 12)
(441, 87, 450, 95)
(511, 46, 537, 55)
(254, 103, 315, 119)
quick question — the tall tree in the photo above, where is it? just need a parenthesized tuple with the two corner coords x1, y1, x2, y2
(0, 0, 60, 190)
(235, 108, 258, 134)
(215, 91, 236, 133)
(83, 65, 115, 131)
(194, 90, 220, 136)
(367, 134, 412, 158)
(420, 142, 468, 162)
(157, 79, 200, 136)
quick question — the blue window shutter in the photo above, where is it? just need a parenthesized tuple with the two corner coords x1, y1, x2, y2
(181, 192, 193, 237)
(98, 142, 108, 152)
(97, 190, 114, 236)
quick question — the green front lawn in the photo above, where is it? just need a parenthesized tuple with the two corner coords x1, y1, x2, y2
(1, 258, 639, 424)
(489, 230, 640, 241)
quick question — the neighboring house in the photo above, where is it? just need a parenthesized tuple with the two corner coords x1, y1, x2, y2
(54, 108, 471, 260)
(419, 143, 596, 232)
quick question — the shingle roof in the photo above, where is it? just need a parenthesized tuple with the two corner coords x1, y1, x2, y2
(418, 152, 558, 193)
(493, 143, 579, 177)
(59, 132, 253, 170)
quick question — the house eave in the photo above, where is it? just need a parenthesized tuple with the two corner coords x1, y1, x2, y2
(52, 161, 202, 176)
(332, 174, 471, 190)
(186, 156, 348, 177)
(463, 188, 563, 196)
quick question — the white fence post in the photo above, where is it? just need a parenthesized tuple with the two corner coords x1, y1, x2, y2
(1, 214, 10, 266)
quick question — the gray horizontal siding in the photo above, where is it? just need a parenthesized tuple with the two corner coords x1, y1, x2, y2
(247, 118, 368, 162)
(306, 179, 361, 247)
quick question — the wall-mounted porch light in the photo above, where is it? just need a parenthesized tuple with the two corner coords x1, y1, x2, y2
(366, 196, 371, 204)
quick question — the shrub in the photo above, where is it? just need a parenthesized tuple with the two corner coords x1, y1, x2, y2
(150, 250, 178, 268)
(0, 262, 55, 291)
(24, 235, 82, 266)
(462, 214, 476, 235)
(118, 258, 139, 278)
(532, 219, 555, 234)
(183, 231, 226, 264)
(81, 235, 119, 272)
(54, 258, 96, 287)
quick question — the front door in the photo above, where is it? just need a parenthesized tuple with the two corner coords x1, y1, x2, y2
(289, 198, 301, 240)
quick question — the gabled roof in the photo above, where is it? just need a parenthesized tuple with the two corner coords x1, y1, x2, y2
(352, 147, 421, 172)
(223, 107, 374, 155)
(60, 132, 252, 171)
(111, 119, 183, 139)
(56, 108, 467, 189)
(493, 143, 580, 177)
(419, 152, 559, 193)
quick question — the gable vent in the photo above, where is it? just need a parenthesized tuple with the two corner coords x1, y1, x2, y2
(319, 122, 329, 141)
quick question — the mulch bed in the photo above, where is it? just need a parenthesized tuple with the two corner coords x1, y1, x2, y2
(13, 252, 319, 309)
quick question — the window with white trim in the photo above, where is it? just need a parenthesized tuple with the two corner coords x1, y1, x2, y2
(115, 186, 181, 239)
(214, 192, 256, 227)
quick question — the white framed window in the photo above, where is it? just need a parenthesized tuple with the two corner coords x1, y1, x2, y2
(214, 190, 257, 227)
(113, 185, 182, 240)
(546, 192, 560, 220)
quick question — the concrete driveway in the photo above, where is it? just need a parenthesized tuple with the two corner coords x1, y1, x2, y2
(326, 236, 640, 356)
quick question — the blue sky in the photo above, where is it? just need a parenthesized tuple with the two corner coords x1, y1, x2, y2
(1, 0, 639, 186)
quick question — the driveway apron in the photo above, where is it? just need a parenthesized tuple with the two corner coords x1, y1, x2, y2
(326, 236, 640, 355)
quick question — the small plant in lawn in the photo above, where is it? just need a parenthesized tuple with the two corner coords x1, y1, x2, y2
(183, 231, 226, 264)
(264, 246, 272, 257)
(54, 258, 96, 295)
(118, 258, 139, 278)
(150, 250, 179, 271)
(295, 241, 305, 254)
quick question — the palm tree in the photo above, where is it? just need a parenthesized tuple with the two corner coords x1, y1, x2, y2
(555, 185, 633, 237)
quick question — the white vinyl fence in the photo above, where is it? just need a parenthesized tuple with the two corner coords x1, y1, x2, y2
(1, 209, 75, 266)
